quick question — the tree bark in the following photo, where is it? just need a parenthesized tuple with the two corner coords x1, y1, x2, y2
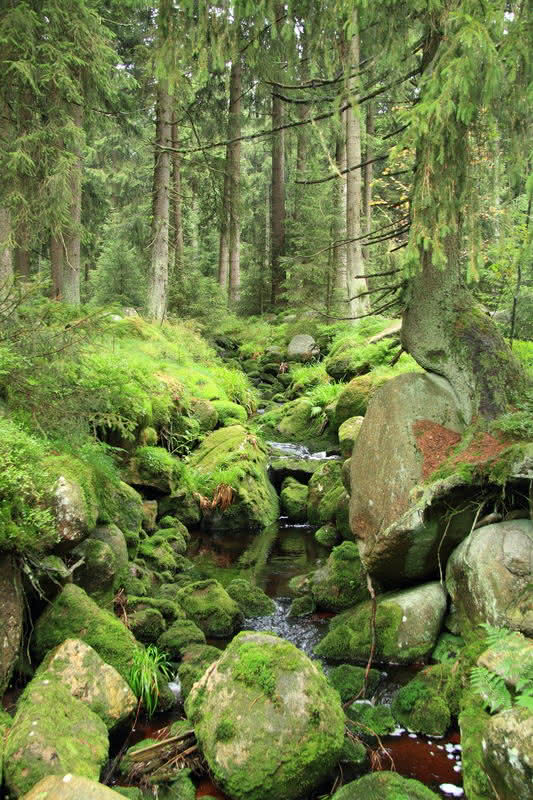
(218, 149, 230, 291)
(270, 90, 285, 308)
(171, 112, 184, 295)
(228, 60, 241, 306)
(60, 103, 83, 305)
(147, 79, 172, 321)
(334, 136, 348, 300)
(401, 25, 525, 422)
(363, 100, 374, 253)
(344, 9, 369, 321)
(50, 235, 63, 300)
(0, 207, 13, 298)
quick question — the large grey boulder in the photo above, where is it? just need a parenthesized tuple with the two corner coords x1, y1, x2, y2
(185, 631, 344, 800)
(34, 639, 137, 730)
(349, 372, 467, 583)
(482, 707, 533, 800)
(287, 334, 318, 361)
(446, 519, 533, 636)
(316, 581, 447, 664)
(22, 775, 125, 799)
(52, 476, 96, 552)
(0, 555, 23, 695)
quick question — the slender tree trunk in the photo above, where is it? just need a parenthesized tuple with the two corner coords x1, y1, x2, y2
(363, 100, 374, 257)
(171, 112, 184, 295)
(218, 148, 230, 290)
(228, 60, 241, 306)
(147, 79, 172, 321)
(0, 207, 13, 297)
(344, 9, 368, 321)
(270, 90, 285, 308)
(60, 103, 83, 305)
(15, 241, 30, 278)
(334, 136, 348, 300)
(50, 235, 63, 299)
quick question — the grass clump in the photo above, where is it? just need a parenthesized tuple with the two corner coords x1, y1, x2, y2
(129, 644, 172, 717)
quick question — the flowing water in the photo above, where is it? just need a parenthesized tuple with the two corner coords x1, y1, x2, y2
(123, 441, 464, 799)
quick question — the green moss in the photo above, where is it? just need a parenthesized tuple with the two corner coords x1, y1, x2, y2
(212, 400, 248, 425)
(391, 676, 451, 736)
(3, 677, 108, 798)
(232, 642, 279, 697)
(288, 595, 316, 617)
(32, 584, 142, 686)
(329, 664, 381, 703)
(177, 644, 221, 699)
(310, 541, 368, 612)
(314, 523, 339, 548)
(332, 772, 441, 800)
(307, 461, 344, 526)
(157, 619, 206, 660)
(459, 689, 496, 800)
(127, 595, 185, 623)
(134, 446, 183, 491)
(189, 397, 218, 431)
(345, 701, 396, 741)
(215, 718, 236, 742)
(188, 426, 279, 532)
(432, 632, 465, 663)
(226, 578, 276, 617)
(129, 607, 166, 644)
(280, 477, 309, 523)
(339, 734, 368, 769)
(176, 579, 243, 637)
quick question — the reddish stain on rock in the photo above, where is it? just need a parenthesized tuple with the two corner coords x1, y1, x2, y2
(412, 421, 461, 480)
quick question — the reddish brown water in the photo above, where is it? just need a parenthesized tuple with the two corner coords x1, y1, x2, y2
(379, 730, 462, 795)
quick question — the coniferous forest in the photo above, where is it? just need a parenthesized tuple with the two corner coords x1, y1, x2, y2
(0, 3, 532, 800)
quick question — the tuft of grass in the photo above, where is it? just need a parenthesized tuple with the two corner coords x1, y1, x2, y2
(129, 645, 173, 718)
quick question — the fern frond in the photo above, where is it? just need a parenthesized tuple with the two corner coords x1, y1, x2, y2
(479, 623, 511, 646)
(470, 666, 512, 713)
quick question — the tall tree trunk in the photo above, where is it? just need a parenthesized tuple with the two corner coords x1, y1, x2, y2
(402, 27, 525, 422)
(218, 149, 230, 290)
(50, 235, 63, 300)
(362, 100, 374, 257)
(228, 60, 241, 306)
(270, 91, 285, 308)
(61, 103, 83, 305)
(344, 9, 368, 321)
(334, 136, 348, 301)
(171, 112, 184, 295)
(15, 235, 30, 278)
(0, 207, 13, 297)
(147, 79, 172, 321)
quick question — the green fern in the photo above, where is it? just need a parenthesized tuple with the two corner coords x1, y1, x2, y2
(479, 623, 511, 646)
(470, 666, 512, 713)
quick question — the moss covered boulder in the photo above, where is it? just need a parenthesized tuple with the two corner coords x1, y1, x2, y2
(129, 607, 166, 644)
(22, 776, 129, 799)
(316, 582, 447, 664)
(176, 579, 243, 637)
(275, 398, 327, 443)
(189, 426, 279, 532)
(212, 400, 248, 426)
(345, 701, 396, 741)
(107, 481, 144, 557)
(328, 664, 381, 703)
(72, 537, 119, 610)
(446, 519, 533, 637)
(159, 488, 201, 528)
(130, 446, 182, 493)
(0, 708, 12, 779)
(482, 706, 533, 800)
(226, 578, 275, 617)
(350, 373, 468, 584)
(185, 631, 344, 800)
(338, 416, 364, 458)
(52, 475, 97, 553)
(310, 542, 368, 612)
(331, 772, 440, 800)
(307, 461, 344, 526)
(4, 676, 108, 798)
(280, 477, 308, 523)
(314, 523, 339, 549)
(190, 397, 218, 431)
(178, 644, 221, 699)
(34, 638, 136, 730)
(32, 584, 141, 685)
(157, 619, 206, 660)
(0, 555, 23, 696)
(391, 671, 453, 736)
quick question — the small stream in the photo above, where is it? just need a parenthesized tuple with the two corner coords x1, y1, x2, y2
(127, 440, 464, 799)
